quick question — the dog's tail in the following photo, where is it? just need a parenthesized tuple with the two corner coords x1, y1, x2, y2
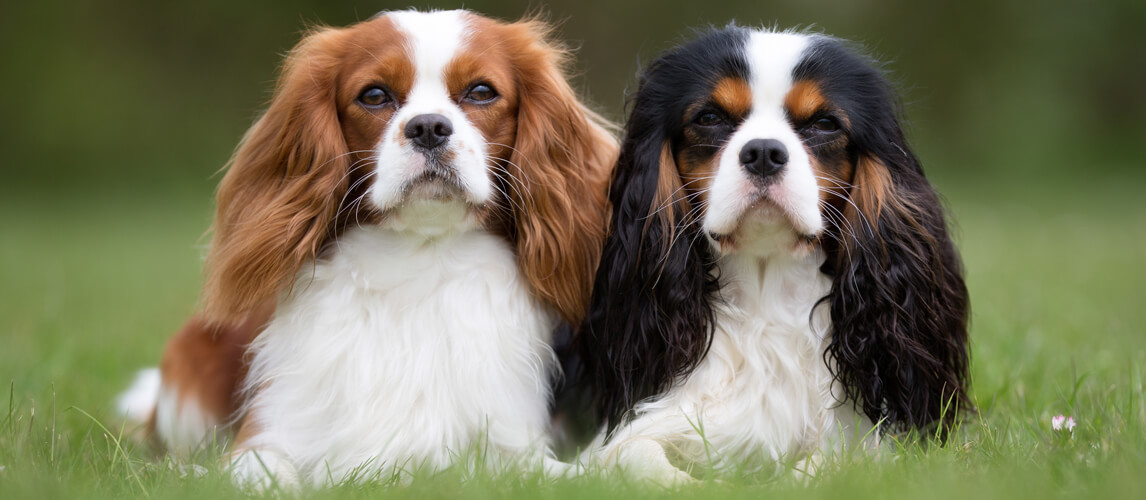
(117, 367, 161, 426)
(112, 304, 270, 456)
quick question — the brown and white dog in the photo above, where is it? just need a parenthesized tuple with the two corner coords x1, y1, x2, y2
(118, 9, 616, 487)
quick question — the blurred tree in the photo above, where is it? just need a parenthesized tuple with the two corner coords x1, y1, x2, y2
(1, 0, 1142, 194)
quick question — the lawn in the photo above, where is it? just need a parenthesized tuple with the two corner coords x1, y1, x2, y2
(1, 173, 1143, 499)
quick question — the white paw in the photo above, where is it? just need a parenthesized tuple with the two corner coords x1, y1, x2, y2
(541, 456, 577, 480)
(650, 466, 698, 487)
(614, 438, 698, 487)
(229, 449, 300, 492)
(792, 453, 821, 480)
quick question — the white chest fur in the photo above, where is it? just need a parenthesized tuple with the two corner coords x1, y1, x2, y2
(236, 225, 557, 485)
(599, 250, 873, 475)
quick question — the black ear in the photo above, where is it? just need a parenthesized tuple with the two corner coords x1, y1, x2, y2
(573, 26, 751, 436)
(824, 140, 971, 437)
(575, 123, 722, 435)
(799, 36, 972, 437)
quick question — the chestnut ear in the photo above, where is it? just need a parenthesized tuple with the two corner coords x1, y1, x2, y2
(578, 130, 722, 432)
(825, 148, 971, 436)
(500, 19, 617, 325)
(201, 27, 350, 324)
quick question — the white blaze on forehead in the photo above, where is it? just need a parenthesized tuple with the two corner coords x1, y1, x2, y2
(389, 10, 470, 97)
(370, 10, 493, 216)
(744, 31, 808, 118)
(705, 30, 824, 247)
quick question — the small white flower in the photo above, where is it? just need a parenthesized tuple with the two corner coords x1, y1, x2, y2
(1051, 414, 1077, 434)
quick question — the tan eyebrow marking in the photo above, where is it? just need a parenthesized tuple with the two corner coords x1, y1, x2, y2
(710, 76, 753, 118)
(785, 79, 827, 122)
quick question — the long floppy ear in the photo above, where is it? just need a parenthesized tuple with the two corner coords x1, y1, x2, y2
(825, 139, 971, 436)
(500, 20, 618, 325)
(201, 27, 350, 324)
(576, 92, 722, 434)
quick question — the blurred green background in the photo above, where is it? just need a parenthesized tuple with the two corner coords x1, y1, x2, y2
(3, 0, 1144, 193)
(2, 0, 1144, 441)
(1, 1, 1145, 497)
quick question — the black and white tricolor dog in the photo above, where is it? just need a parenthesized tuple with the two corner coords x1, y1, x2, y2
(576, 26, 970, 482)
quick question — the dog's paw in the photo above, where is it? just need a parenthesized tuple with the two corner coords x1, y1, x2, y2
(541, 456, 579, 480)
(614, 438, 699, 487)
(228, 449, 300, 492)
(653, 466, 699, 487)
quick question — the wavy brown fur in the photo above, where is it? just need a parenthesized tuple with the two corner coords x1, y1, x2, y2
(488, 17, 617, 324)
(201, 27, 351, 324)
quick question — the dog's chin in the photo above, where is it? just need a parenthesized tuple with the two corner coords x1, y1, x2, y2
(382, 198, 481, 239)
(707, 199, 819, 257)
(403, 174, 466, 202)
(377, 173, 488, 239)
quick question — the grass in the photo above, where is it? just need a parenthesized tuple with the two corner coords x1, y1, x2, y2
(1, 174, 1144, 499)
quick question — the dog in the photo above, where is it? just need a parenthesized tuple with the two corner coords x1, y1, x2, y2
(575, 26, 970, 483)
(118, 9, 616, 488)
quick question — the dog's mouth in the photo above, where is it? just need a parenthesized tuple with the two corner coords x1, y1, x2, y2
(402, 168, 466, 201)
(379, 164, 488, 237)
(707, 196, 819, 254)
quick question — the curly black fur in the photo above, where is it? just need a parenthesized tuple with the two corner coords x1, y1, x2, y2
(795, 39, 971, 435)
(574, 28, 751, 434)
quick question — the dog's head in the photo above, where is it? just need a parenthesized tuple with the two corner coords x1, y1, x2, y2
(203, 10, 616, 325)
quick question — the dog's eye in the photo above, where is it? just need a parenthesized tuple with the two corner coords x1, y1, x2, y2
(695, 112, 724, 127)
(811, 117, 840, 133)
(358, 86, 391, 108)
(464, 84, 498, 104)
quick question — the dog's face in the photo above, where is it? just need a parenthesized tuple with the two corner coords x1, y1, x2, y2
(337, 12, 518, 215)
(202, 10, 617, 325)
(647, 30, 889, 257)
(676, 34, 824, 253)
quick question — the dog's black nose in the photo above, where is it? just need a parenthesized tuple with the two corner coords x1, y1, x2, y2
(404, 114, 453, 150)
(739, 138, 788, 178)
